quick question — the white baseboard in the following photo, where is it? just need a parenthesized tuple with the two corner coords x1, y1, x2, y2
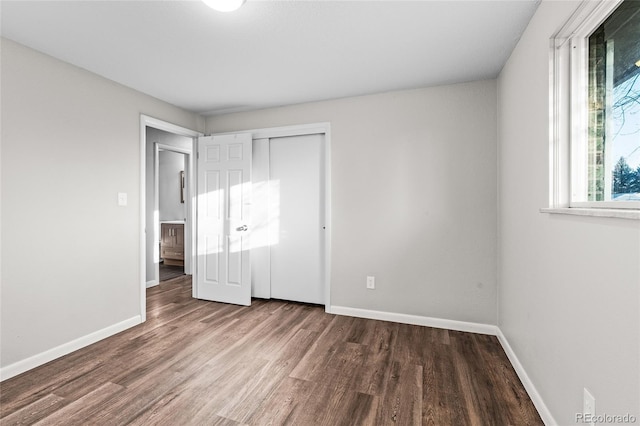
(496, 329, 556, 426)
(329, 305, 499, 336)
(146, 280, 159, 288)
(0, 315, 142, 382)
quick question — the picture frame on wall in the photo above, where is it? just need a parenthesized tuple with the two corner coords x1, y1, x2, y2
(180, 170, 185, 203)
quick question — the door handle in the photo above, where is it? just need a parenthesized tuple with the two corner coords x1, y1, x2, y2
(236, 225, 248, 232)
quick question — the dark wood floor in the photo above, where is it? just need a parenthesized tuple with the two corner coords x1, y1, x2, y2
(159, 263, 184, 282)
(0, 277, 542, 425)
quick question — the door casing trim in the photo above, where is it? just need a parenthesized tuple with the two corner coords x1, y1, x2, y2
(140, 115, 202, 322)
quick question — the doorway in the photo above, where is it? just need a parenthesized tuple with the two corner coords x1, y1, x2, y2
(139, 115, 201, 322)
(156, 147, 189, 283)
(146, 132, 193, 288)
(140, 119, 331, 320)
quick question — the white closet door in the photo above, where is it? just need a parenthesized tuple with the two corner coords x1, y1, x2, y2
(269, 134, 324, 304)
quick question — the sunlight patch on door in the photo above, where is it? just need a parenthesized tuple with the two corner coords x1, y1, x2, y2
(227, 235, 242, 285)
(244, 179, 280, 252)
(205, 235, 220, 283)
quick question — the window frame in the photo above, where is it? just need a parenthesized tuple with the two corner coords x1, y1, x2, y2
(550, 0, 640, 211)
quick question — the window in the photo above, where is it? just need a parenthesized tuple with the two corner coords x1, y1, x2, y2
(550, 0, 640, 211)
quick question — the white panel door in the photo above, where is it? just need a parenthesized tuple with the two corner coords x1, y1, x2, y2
(196, 134, 252, 306)
(270, 134, 324, 304)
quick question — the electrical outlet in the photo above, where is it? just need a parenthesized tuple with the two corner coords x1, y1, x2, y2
(583, 388, 596, 426)
(366, 276, 375, 289)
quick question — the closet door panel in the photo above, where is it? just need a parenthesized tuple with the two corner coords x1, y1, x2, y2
(269, 134, 324, 305)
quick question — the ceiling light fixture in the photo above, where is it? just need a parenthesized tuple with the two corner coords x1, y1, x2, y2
(202, 0, 246, 12)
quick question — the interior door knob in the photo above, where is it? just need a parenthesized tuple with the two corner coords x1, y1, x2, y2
(236, 225, 248, 232)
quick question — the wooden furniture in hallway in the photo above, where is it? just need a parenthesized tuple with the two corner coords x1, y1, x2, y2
(160, 222, 184, 267)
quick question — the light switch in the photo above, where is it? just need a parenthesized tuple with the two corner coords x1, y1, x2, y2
(118, 192, 128, 206)
(366, 276, 375, 289)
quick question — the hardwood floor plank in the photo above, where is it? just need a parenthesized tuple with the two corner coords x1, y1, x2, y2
(50, 364, 120, 400)
(392, 323, 434, 366)
(284, 382, 378, 426)
(0, 357, 104, 416)
(0, 394, 66, 426)
(216, 329, 319, 423)
(244, 377, 316, 425)
(82, 369, 203, 425)
(289, 315, 365, 383)
(451, 332, 510, 426)
(0, 278, 543, 425)
(352, 320, 398, 396)
(326, 389, 378, 426)
(125, 356, 261, 426)
(375, 361, 423, 425)
(290, 339, 366, 390)
(158, 264, 185, 282)
(423, 341, 470, 425)
(293, 303, 334, 334)
(474, 334, 543, 426)
(34, 382, 124, 426)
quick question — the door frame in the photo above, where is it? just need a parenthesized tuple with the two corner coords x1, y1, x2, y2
(140, 115, 202, 322)
(213, 122, 332, 312)
(154, 143, 192, 284)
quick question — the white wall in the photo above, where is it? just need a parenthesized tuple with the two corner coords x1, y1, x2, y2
(497, 1, 640, 423)
(208, 80, 498, 325)
(158, 151, 186, 222)
(0, 38, 203, 370)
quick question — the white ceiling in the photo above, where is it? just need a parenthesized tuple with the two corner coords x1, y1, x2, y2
(1, 0, 539, 115)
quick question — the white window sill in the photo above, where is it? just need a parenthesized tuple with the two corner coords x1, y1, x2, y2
(540, 207, 640, 220)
